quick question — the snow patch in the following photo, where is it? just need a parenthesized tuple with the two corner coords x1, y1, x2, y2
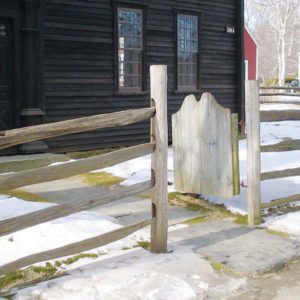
(0, 198, 148, 267)
(262, 212, 300, 239)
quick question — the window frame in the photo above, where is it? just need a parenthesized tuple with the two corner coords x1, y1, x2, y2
(175, 10, 202, 92)
(114, 3, 147, 94)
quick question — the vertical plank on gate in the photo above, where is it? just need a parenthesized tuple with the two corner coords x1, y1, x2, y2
(231, 113, 240, 195)
(150, 65, 168, 253)
(246, 80, 262, 225)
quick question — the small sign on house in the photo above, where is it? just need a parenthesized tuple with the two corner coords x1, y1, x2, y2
(172, 93, 240, 199)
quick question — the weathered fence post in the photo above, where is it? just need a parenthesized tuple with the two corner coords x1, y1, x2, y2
(246, 80, 262, 225)
(298, 52, 300, 83)
(150, 65, 168, 253)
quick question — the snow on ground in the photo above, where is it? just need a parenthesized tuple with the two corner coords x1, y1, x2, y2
(262, 212, 300, 237)
(0, 198, 149, 267)
(13, 244, 247, 300)
(0, 195, 56, 220)
(260, 121, 300, 145)
(0, 199, 247, 299)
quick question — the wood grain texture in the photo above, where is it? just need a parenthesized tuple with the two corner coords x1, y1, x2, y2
(260, 87, 300, 90)
(0, 107, 155, 150)
(231, 113, 240, 195)
(0, 143, 154, 191)
(261, 194, 300, 209)
(261, 139, 300, 152)
(260, 110, 300, 122)
(260, 93, 300, 97)
(150, 65, 168, 253)
(246, 81, 262, 226)
(0, 0, 241, 153)
(260, 100, 300, 105)
(0, 219, 151, 275)
(0, 181, 153, 237)
(40, 0, 240, 153)
(261, 167, 300, 181)
(172, 92, 235, 198)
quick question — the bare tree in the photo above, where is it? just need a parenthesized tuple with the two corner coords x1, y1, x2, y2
(245, 0, 300, 85)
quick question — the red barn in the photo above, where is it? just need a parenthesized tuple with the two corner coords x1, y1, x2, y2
(244, 27, 258, 80)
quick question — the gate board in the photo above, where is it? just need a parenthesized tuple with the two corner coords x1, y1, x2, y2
(172, 93, 239, 199)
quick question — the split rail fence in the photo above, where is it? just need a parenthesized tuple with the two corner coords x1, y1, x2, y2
(246, 81, 300, 225)
(0, 65, 168, 275)
(260, 86, 300, 105)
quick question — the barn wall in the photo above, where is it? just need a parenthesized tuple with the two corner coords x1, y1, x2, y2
(43, 0, 239, 153)
(244, 29, 257, 80)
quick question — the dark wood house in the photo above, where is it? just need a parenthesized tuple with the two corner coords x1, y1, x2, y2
(0, 0, 244, 154)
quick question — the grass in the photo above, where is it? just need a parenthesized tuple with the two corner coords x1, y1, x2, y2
(82, 171, 124, 186)
(209, 260, 238, 277)
(266, 229, 290, 238)
(0, 253, 102, 290)
(62, 253, 98, 265)
(4, 189, 52, 203)
(67, 148, 123, 159)
(54, 261, 62, 267)
(0, 263, 58, 290)
(0, 271, 25, 289)
(30, 262, 57, 277)
(183, 216, 207, 225)
(137, 191, 151, 199)
(135, 241, 151, 251)
(168, 192, 249, 225)
(234, 214, 248, 225)
(210, 261, 226, 273)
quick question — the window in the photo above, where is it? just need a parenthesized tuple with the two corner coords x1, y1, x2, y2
(177, 14, 199, 91)
(117, 7, 143, 92)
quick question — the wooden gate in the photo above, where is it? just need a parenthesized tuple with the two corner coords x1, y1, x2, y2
(172, 92, 240, 199)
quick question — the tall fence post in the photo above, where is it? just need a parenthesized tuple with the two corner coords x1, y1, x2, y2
(246, 80, 262, 225)
(298, 52, 300, 83)
(150, 65, 168, 253)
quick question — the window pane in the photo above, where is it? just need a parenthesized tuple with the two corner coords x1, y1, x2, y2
(118, 8, 143, 90)
(177, 14, 199, 90)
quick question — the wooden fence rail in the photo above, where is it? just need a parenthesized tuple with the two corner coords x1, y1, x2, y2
(246, 80, 300, 224)
(260, 93, 300, 97)
(0, 143, 154, 191)
(261, 110, 300, 122)
(261, 194, 300, 209)
(0, 107, 155, 150)
(261, 139, 300, 152)
(260, 100, 300, 105)
(0, 219, 151, 276)
(261, 167, 300, 181)
(260, 86, 300, 91)
(0, 65, 168, 275)
(0, 181, 153, 237)
(259, 86, 300, 103)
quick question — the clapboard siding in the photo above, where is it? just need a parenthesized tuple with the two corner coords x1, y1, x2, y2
(43, 0, 240, 152)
